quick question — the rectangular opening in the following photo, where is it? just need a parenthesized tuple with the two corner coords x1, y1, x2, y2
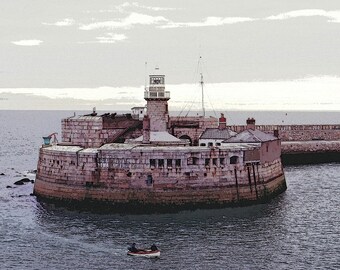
(212, 158, 217, 166)
(167, 159, 173, 168)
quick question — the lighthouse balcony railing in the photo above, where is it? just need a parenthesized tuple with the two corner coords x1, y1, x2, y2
(144, 91, 170, 99)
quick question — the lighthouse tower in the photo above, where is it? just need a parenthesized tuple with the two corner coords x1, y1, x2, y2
(144, 74, 170, 132)
(135, 72, 183, 145)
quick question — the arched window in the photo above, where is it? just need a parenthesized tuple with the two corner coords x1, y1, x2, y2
(230, 156, 239, 164)
(179, 135, 192, 146)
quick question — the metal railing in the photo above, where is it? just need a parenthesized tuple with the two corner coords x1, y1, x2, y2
(144, 91, 170, 99)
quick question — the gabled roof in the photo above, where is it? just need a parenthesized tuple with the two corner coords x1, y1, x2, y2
(200, 128, 237, 140)
(134, 131, 182, 143)
(223, 129, 277, 143)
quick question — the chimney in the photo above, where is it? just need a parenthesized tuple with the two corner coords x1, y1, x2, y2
(142, 115, 150, 144)
(246, 118, 256, 130)
(218, 113, 227, 130)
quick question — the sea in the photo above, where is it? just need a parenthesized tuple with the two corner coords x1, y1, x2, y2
(0, 110, 339, 270)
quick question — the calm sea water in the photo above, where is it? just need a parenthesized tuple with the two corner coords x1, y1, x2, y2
(0, 111, 339, 269)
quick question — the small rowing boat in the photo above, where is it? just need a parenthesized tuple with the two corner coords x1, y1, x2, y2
(127, 249, 160, 258)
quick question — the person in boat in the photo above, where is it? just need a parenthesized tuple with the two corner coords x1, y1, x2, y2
(150, 244, 158, 251)
(128, 243, 139, 252)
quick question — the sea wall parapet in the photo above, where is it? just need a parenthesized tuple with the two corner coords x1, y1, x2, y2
(229, 124, 340, 141)
(281, 140, 340, 153)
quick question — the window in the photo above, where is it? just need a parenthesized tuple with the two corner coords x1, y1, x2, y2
(230, 156, 238, 164)
(220, 158, 225, 165)
(158, 159, 164, 168)
(150, 159, 156, 167)
(167, 159, 173, 168)
(212, 158, 217, 166)
(205, 158, 210, 166)
(208, 142, 213, 147)
(176, 159, 181, 167)
(188, 157, 199, 165)
(216, 142, 221, 146)
(146, 175, 153, 185)
(200, 143, 206, 146)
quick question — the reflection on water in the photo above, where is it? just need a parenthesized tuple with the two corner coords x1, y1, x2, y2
(32, 195, 289, 270)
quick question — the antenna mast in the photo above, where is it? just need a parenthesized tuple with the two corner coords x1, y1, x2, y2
(200, 72, 205, 117)
(144, 62, 148, 90)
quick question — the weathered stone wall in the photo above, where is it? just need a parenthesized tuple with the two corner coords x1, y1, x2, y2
(171, 116, 218, 145)
(61, 116, 141, 147)
(147, 100, 169, 132)
(60, 114, 340, 149)
(281, 140, 340, 154)
(229, 124, 340, 141)
(260, 140, 281, 163)
(35, 144, 286, 207)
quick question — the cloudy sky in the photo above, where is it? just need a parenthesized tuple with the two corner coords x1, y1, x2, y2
(1, 0, 340, 111)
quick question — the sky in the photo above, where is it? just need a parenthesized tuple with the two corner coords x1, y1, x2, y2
(1, 0, 340, 111)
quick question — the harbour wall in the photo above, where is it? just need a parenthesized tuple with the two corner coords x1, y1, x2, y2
(281, 140, 340, 164)
(228, 124, 340, 141)
(34, 145, 286, 211)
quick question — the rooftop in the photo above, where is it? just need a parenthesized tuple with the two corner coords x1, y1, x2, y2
(134, 131, 182, 143)
(200, 128, 237, 140)
(224, 129, 277, 143)
(99, 142, 260, 152)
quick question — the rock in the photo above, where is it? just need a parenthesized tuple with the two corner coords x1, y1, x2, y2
(0, 173, 5, 176)
(14, 178, 32, 185)
(14, 180, 25, 185)
(21, 178, 31, 183)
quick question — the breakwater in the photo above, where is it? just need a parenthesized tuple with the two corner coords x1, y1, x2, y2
(281, 140, 340, 164)
(228, 124, 340, 141)
(226, 124, 340, 164)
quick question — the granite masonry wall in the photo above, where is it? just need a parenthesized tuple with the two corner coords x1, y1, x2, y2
(34, 144, 286, 207)
(60, 114, 340, 148)
(281, 140, 340, 154)
(229, 124, 340, 141)
(61, 116, 141, 148)
(147, 100, 169, 132)
(171, 116, 218, 145)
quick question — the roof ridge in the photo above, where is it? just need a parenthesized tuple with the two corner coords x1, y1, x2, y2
(250, 129, 262, 142)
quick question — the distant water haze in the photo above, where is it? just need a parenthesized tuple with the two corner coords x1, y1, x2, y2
(0, 76, 340, 111)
